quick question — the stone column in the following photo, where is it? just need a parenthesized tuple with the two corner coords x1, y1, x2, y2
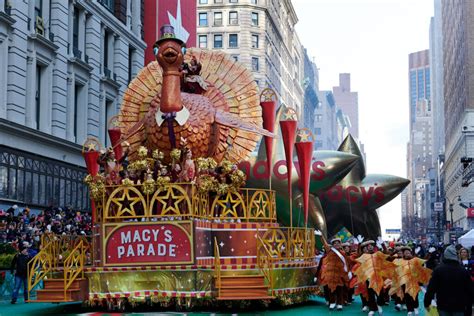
(25, 55, 36, 128)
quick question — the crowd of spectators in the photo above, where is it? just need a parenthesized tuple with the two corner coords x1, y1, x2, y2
(0, 205, 92, 253)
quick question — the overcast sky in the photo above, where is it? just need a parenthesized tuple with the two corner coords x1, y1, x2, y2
(292, 0, 434, 238)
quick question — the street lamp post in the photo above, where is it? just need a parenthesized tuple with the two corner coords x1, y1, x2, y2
(445, 195, 461, 230)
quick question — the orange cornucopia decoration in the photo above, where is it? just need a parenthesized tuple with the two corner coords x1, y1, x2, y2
(354, 252, 396, 295)
(389, 257, 431, 300)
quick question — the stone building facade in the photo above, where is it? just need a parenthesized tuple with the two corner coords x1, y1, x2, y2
(0, 0, 145, 210)
(196, 0, 305, 117)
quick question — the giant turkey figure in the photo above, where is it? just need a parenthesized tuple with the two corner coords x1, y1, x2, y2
(119, 25, 272, 163)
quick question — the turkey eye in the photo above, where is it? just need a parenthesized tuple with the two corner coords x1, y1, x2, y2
(181, 46, 187, 55)
(153, 47, 159, 55)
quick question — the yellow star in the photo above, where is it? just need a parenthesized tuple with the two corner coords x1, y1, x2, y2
(281, 108, 297, 121)
(87, 143, 96, 151)
(252, 192, 269, 218)
(156, 186, 186, 216)
(217, 192, 245, 218)
(111, 188, 141, 217)
(111, 118, 120, 127)
(297, 129, 312, 142)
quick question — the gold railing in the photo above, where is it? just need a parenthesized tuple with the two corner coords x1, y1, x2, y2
(257, 227, 316, 262)
(27, 239, 54, 301)
(214, 237, 221, 297)
(99, 183, 276, 223)
(256, 236, 274, 295)
(28, 234, 91, 301)
(63, 240, 86, 299)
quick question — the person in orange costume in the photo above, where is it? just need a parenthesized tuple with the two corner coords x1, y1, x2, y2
(320, 238, 350, 311)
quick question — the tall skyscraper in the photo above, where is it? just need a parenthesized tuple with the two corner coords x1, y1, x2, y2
(406, 50, 433, 238)
(302, 48, 319, 136)
(332, 73, 359, 139)
(429, 0, 445, 236)
(408, 50, 430, 129)
(442, 0, 474, 232)
(196, 0, 305, 117)
(0, 0, 145, 210)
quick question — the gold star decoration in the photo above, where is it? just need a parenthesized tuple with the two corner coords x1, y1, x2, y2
(296, 128, 314, 142)
(215, 192, 245, 218)
(281, 107, 298, 121)
(155, 186, 187, 216)
(111, 188, 142, 217)
(87, 143, 96, 151)
(250, 191, 269, 218)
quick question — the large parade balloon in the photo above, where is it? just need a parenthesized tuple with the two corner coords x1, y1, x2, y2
(318, 135, 410, 239)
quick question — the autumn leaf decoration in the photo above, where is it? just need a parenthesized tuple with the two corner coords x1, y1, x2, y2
(320, 252, 349, 291)
(354, 252, 395, 295)
(390, 257, 431, 300)
(388, 258, 405, 299)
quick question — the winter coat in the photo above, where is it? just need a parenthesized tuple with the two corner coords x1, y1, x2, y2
(424, 259, 473, 314)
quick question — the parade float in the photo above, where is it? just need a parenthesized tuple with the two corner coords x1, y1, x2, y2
(25, 25, 409, 310)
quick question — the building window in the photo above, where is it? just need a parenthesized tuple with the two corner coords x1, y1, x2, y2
(229, 34, 238, 48)
(73, 84, 81, 140)
(103, 30, 110, 74)
(214, 34, 223, 48)
(229, 11, 238, 25)
(99, 0, 114, 12)
(316, 114, 323, 122)
(251, 0, 258, 4)
(214, 12, 223, 26)
(315, 140, 323, 149)
(315, 128, 322, 135)
(105, 100, 114, 146)
(34, 0, 42, 19)
(214, 0, 223, 3)
(199, 35, 208, 48)
(251, 57, 259, 71)
(199, 12, 208, 26)
(128, 46, 135, 83)
(35, 65, 42, 130)
(0, 148, 90, 209)
(229, 0, 238, 3)
(73, 7, 80, 54)
(231, 55, 239, 61)
(251, 34, 259, 48)
(251, 12, 258, 26)
(199, 0, 208, 3)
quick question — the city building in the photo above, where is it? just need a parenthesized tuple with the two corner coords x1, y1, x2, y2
(314, 91, 339, 150)
(406, 50, 433, 237)
(442, 0, 474, 232)
(332, 73, 359, 139)
(0, 0, 146, 211)
(196, 0, 305, 117)
(143, 0, 197, 65)
(302, 48, 319, 136)
(429, 0, 446, 238)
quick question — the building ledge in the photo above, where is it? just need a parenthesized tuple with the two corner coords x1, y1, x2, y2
(69, 56, 93, 73)
(0, 118, 82, 154)
(0, 11, 15, 27)
(28, 33, 59, 53)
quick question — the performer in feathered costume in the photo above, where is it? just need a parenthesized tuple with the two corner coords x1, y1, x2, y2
(353, 240, 395, 316)
(389, 246, 431, 316)
(320, 238, 350, 311)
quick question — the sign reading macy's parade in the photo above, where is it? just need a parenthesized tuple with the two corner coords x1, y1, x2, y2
(103, 222, 193, 266)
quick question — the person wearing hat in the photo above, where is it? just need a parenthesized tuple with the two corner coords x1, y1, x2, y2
(10, 243, 32, 304)
(389, 246, 431, 316)
(319, 237, 350, 311)
(354, 239, 394, 316)
(424, 245, 472, 316)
